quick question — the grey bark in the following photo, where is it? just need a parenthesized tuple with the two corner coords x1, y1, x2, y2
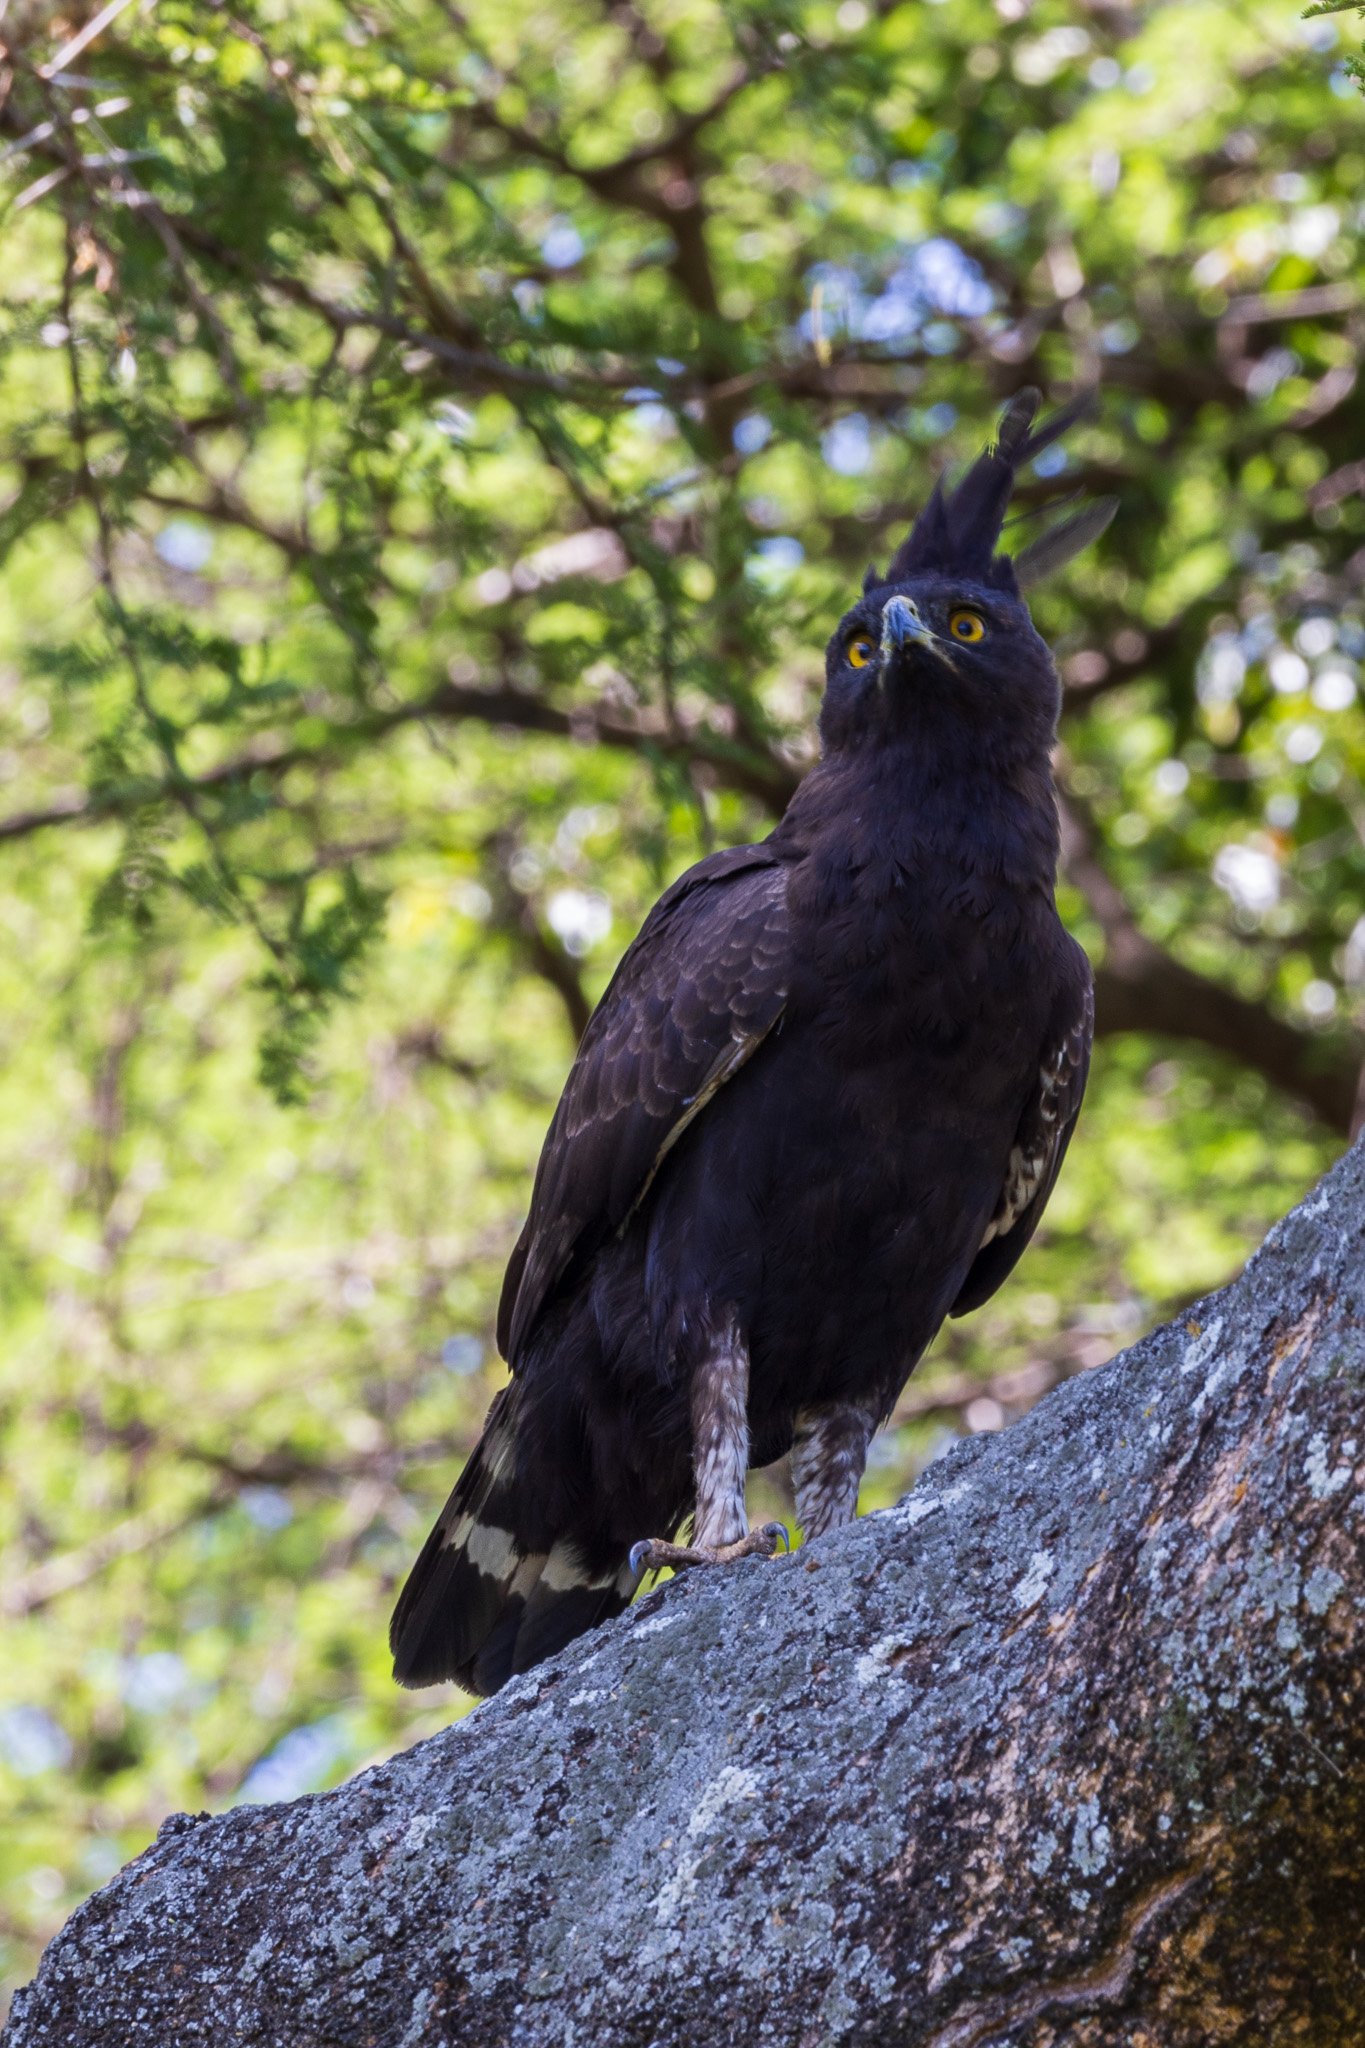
(7, 1144, 1365, 2047)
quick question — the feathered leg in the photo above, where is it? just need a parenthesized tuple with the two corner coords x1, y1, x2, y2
(791, 1400, 876, 1540)
(630, 1317, 786, 1573)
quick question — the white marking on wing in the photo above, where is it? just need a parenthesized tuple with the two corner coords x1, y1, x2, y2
(541, 1539, 620, 1594)
(978, 1024, 1082, 1249)
(463, 1522, 518, 1579)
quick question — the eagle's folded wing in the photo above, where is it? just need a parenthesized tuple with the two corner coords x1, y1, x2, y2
(950, 962, 1094, 1318)
(497, 845, 792, 1367)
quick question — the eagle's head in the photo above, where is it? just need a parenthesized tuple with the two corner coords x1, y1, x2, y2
(819, 390, 1114, 765)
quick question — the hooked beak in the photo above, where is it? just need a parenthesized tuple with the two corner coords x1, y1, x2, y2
(880, 594, 957, 674)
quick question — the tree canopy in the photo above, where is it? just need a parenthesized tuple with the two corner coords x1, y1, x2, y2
(0, 0, 1362, 2008)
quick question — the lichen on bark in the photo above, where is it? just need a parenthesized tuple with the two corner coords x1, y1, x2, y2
(6, 1143, 1364, 2048)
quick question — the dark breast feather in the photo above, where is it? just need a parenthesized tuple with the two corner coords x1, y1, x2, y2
(950, 964, 1094, 1318)
(497, 844, 792, 1367)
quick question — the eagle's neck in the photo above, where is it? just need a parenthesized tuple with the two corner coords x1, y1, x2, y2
(772, 739, 1061, 900)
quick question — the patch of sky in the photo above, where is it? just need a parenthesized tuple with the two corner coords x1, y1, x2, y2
(0, 1704, 72, 1776)
(1091, 148, 1121, 197)
(1213, 842, 1279, 915)
(1100, 319, 1138, 355)
(1301, 13, 1338, 49)
(1288, 208, 1339, 262)
(899, 238, 993, 317)
(540, 218, 584, 269)
(746, 536, 805, 588)
(432, 401, 474, 441)
(1283, 721, 1322, 765)
(155, 521, 213, 573)
(1246, 348, 1299, 400)
(1241, 613, 1281, 661)
(546, 887, 612, 956)
(1014, 26, 1091, 85)
(920, 321, 960, 355)
(1345, 916, 1365, 986)
(899, 402, 959, 445)
(630, 401, 678, 440)
(976, 200, 1027, 245)
(733, 412, 772, 456)
(1197, 633, 1246, 706)
(1032, 443, 1070, 479)
(236, 1714, 354, 1806)
(800, 241, 992, 356)
(121, 1651, 191, 1714)
(823, 413, 872, 476)
(441, 1334, 484, 1375)
(861, 293, 917, 345)
(801, 260, 863, 345)
(1312, 667, 1356, 713)
(240, 1487, 295, 1531)
(1268, 647, 1309, 695)
(1295, 616, 1335, 658)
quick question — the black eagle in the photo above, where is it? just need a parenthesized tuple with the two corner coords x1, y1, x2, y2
(392, 390, 1110, 1696)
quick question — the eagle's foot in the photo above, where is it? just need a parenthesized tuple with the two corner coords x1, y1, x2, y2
(629, 1522, 788, 1577)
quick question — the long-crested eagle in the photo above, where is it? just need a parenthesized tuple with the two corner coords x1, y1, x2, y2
(392, 389, 1111, 1696)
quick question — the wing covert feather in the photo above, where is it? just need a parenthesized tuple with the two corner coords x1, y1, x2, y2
(498, 846, 791, 1366)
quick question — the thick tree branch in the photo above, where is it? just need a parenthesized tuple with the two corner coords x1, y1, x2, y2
(0, 1487, 231, 1620)
(0, 676, 798, 845)
(484, 827, 593, 1042)
(9, 1144, 1364, 2045)
(139, 486, 311, 563)
(0, 125, 633, 406)
(165, 221, 635, 401)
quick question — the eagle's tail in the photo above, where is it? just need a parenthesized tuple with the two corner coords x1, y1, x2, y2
(389, 1384, 640, 1696)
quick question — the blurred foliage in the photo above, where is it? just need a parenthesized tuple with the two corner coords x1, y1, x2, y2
(0, 0, 1362, 2006)
(1309, 1, 1365, 88)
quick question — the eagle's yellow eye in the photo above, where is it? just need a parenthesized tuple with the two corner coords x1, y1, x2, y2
(949, 609, 986, 644)
(846, 633, 875, 668)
